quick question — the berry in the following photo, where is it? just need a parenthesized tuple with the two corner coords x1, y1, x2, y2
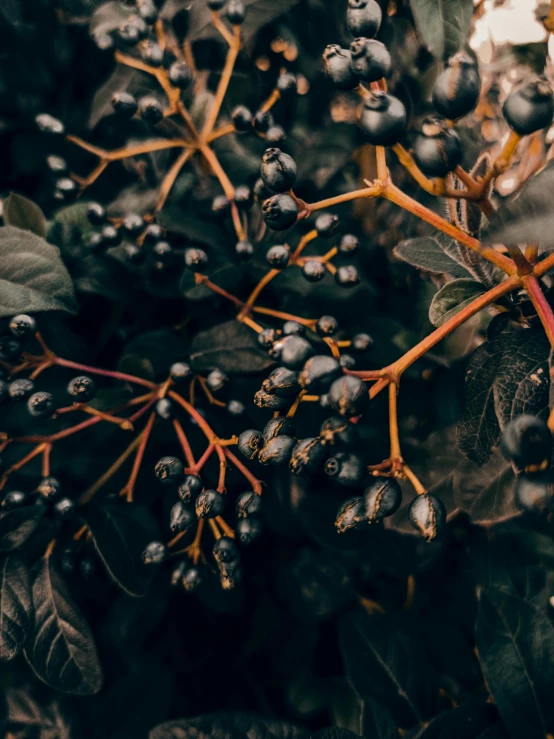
(153, 241, 174, 264)
(93, 33, 114, 51)
(182, 566, 202, 591)
(208, 0, 226, 9)
(220, 567, 243, 590)
(340, 354, 356, 370)
(139, 39, 164, 66)
(170, 362, 192, 384)
(235, 186, 253, 210)
(143, 223, 164, 244)
(86, 233, 105, 253)
(408, 494, 446, 541)
(290, 437, 326, 475)
(168, 60, 192, 89)
(261, 148, 297, 193)
(178, 474, 203, 503)
(67, 375, 97, 403)
(227, 0, 246, 24)
(36, 113, 64, 135)
(53, 497, 76, 518)
(236, 516, 262, 545)
(142, 541, 167, 564)
(37, 477, 61, 501)
(169, 501, 196, 533)
(352, 333, 373, 352)
(316, 315, 338, 336)
(335, 497, 366, 533)
(279, 335, 315, 370)
(101, 224, 121, 247)
(266, 125, 287, 144)
(232, 105, 253, 132)
(277, 72, 297, 96)
(503, 75, 554, 136)
(346, 0, 382, 38)
(236, 491, 262, 518)
(54, 178, 78, 201)
(2, 491, 28, 509)
(0, 337, 22, 360)
(112, 91, 138, 118)
(185, 247, 208, 272)
(155, 398, 174, 420)
(212, 195, 231, 215)
(413, 117, 463, 178)
(27, 392, 54, 419)
(302, 261, 326, 282)
(253, 110, 274, 133)
(9, 314, 36, 338)
(136, 0, 158, 24)
(350, 38, 391, 83)
(501, 415, 552, 470)
(262, 416, 295, 442)
(365, 477, 402, 521)
(339, 234, 359, 255)
(196, 489, 225, 518)
(206, 368, 228, 392)
(125, 244, 147, 264)
(320, 416, 358, 446)
(213, 536, 240, 564)
(46, 155, 68, 175)
(515, 472, 553, 512)
(87, 202, 106, 225)
(283, 321, 304, 336)
(155, 456, 184, 484)
(262, 367, 300, 397)
(227, 399, 245, 417)
(298, 355, 342, 392)
(335, 265, 360, 288)
(238, 429, 264, 460)
(254, 389, 288, 410)
(258, 328, 280, 348)
(328, 375, 369, 417)
(9, 379, 34, 401)
(325, 452, 365, 486)
(323, 45, 359, 91)
(139, 96, 164, 124)
(118, 14, 147, 44)
(433, 52, 481, 120)
(122, 213, 145, 236)
(315, 213, 340, 238)
(236, 241, 254, 260)
(359, 91, 407, 146)
(170, 561, 187, 586)
(258, 435, 296, 466)
(266, 244, 290, 269)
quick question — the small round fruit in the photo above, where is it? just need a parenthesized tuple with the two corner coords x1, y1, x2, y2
(37, 476, 61, 500)
(212, 195, 230, 215)
(335, 264, 360, 288)
(501, 415, 552, 470)
(169, 501, 196, 533)
(2, 491, 28, 509)
(266, 244, 290, 269)
(346, 0, 382, 38)
(283, 321, 304, 336)
(236, 491, 262, 518)
(263, 367, 300, 397)
(36, 113, 64, 135)
(54, 178, 78, 201)
(261, 148, 297, 193)
(9, 314, 36, 338)
(154, 456, 184, 484)
(316, 315, 338, 336)
(302, 260, 326, 282)
(335, 497, 366, 533)
(298, 355, 342, 392)
(143, 223, 163, 244)
(277, 72, 297, 96)
(339, 234, 359, 255)
(170, 362, 192, 383)
(365, 477, 402, 521)
(262, 416, 295, 443)
(515, 472, 553, 512)
(87, 202, 106, 226)
(67, 375, 97, 402)
(315, 213, 340, 238)
(258, 435, 296, 466)
(236, 241, 254, 260)
(118, 14, 147, 45)
(27, 392, 54, 419)
(46, 155, 68, 175)
(153, 241, 173, 264)
(323, 45, 359, 91)
(236, 516, 262, 545)
(178, 474, 203, 503)
(227, 399, 245, 417)
(142, 541, 167, 564)
(503, 75, 554, 136)
(9, 379, 34, 401)
(184, 247, 208, 271)
(325, 452, 365, 486)
(320, 416, 358, 446)
(122, 213, 145, 236)
(279, 335, 315, 370)
(125, 244, 147, 264)
(432, 52, 481, 120)
(253, 110, 273, 133)
(340, 354, 356, 370)
(258, 328, 280, 348)
(53, 497, 76, 518)
(196, 489, 225, 518)
(254, 389, 288, 410)
(136, 0, 158, 23)
(139, 96, 164, 124)
(408, 494, 446, 541)
(101, 224, 121, 247)
(182, 565, 202, 592)
(155, 398, 174, 420)
(238, 429, 264, 460)
(213, 536, 240, 564)
(359, 91, 407, 146)
(79, 558, 96, 580)
(352, 333, 373, 352)
(328, 375, 369, 417)
(350, 38, 391, 83)
(235, 186, 252, 210)
(208, 0, 226, 9)
(112, 91, 138, 118)
(170, 561, 187, 586)
(93, 32, 114, 51)
(168, 60, 193, 88)
(413, 117, 463, 178)
(232, 105, 253, 132)
(206, 368, 228, 392)
(266, 125, 286, 144)
(139, 39, 164, 66)
(289, 437, 326, 475)
(226, 0, 245, 24)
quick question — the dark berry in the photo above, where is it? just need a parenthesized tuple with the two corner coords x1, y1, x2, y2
(182, 565, 202, 591)
(178, 474, 203, 503)
(155, 398, 174, 420)
(261, 148, 297, 193)
(266, 244, 290, 269)
(346, 0, 382, 38)
(212, 194, 231, 215)
(253, 389, 289, 410)
(142, 541, 167, 564)
(125, 244, 147, 264)
(152, 241, 174, 264)
(254, 178, 274, 202)
(266, 125, 287, 144)
(236, 491, 262, 518)
(298, 355, 342, 392)
(279, 335, 315, 370)
(143, 223, 164, 244)
(118, 14, 147, 44)
(258, 435, 296, 466)
(232, 105, 253, 132)
(122, 213, 145, 236)
(67, 375, 97, 402)
(359, 91, 407, 146)
(53, 497, 76, 518)
(87, 233, 105, 253)
(258, 328, 280, 348)
(328, 375, 369, 417)
(503, 75, 554, 135)
(170, 561, 187, 586)
(235, 185, 252, 210)
(302, 261, 326, 282)
(289, 437, 326, 475)
(315, 213, 340, 238)
(277, 72, 297, 96)
(93, 32, 114, 51)
(320, 416, 358, 446)
(208, 0, 226, 10)
(139, 39, 164, 66)
(335, 264, 360, 288)
(185, 247, 208, 271)
(262, 416, 295, 442)
(170, 362, 192, 383)
(87, 202, 106, 226)
(350, 38, 391, 83)
(46, 155, 68, 175)
(501, 415, 552, 470)
(340, 234, 359, 254)
(155, 456, 184, 484)
(168, 60, 193, 89)
(8, 378, 34, 401)
(220, 566, 243, 590)
(9, 314, 36, 338)
(27, 392, 54, 419)
(37, 476, 61, 500)
(136, 0, 158, 24)
(101, 224, 122, 247)
(515, 471, 553, 512)
(112, 91, 138, 118)
(227, 399, 245, 416)
(253, 110, 274, 133)
(413, 117, 463, 178)
(2, 491, 28, 509)
(433, 52, 481, 120)
(213, 536, 240, 564)
(238, 429, 264, 460)
(352, 333, 373, 352)
(170, 501, 196, 533)
(36, 113, 64, 135)
(236, 516, 262, 545)
(323, 45, 359, 91)
(206, 368, 228, 392)
(236, 240, 254, 260)
(54, 178, 78, 201)
(226, 0, 245, 24)
(262, 366, 300, 397)
(340, 354, 356, 370)
(283, 321, 304, 336)
(325, 452, 365, 486)
(59, 550, 76, 575)
(139, 96, 164, 124)
(408, 494, 446, 541)
(335, 497, 366, 533)
(365, 476, 402, 521)
(196, 489, 225, 518)
(316, 315, 338, 336)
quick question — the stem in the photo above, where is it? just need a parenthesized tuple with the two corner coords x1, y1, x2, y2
(478, 131, 521, 192)
(388, 382, 401, 461)
(216, 516, 235, 538)
(121, 412, 156, 502)
(403, 464, 427, 496)
(153, 148, 193, 214)
(207, 123, 235, 143)
(199, 144, 235, 199)
(53, 356, 156, 389)
(79, 432, 145, 504)
(191, 444, 214, 474)
(522, 275, 554, 349)
(238, 269, 280, 318)
(202, 25, 241, 139)
(195, 274, 245, 307)
(173, 418, 196, 467)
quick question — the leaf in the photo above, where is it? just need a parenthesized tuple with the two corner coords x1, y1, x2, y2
(393, 237, 470, 277)
(4, 193, 47, 238)
(190, 320, 274, 374)
(118, 328, 186, 380)
(0, 505, 46, 553)
(475, 588, 554, 739)
(417, 704, 508, 738)
(339, 611, 438, 728)
(409, 0, 474, 60)
(452, 450, 518, 524)
(0, 227, 77, 317)
(311, 730, 362, 739)
(89, 64, 136, 129)
(79, 501, 158, 597)
(6, 686, 73, 739)
(0, 556, 32, 661)
(360, 698, 399, 739)
(429, 279, 487, 328)
(25, 557, 103, 695)
(149, 713, 308, 739)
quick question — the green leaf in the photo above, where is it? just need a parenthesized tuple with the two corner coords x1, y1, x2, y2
(393, 237, 470, 277)
(452, 450, 518, 524)
(417, 704, 508, 738)
(428, 279, 487, 328)
(0, 226, 77, 317)
(410, 0, 474, 60)
(339, 611, 438, 728)
(0, 556, 32, 661)
(190, 320, 274, 374)
(0, 505, 46, 553)
(476, 588, 554, 739)
(149, 713, 308, 739)
(360, 698, 399, 739)
(118, 328, 186, 380)
(25, 557, 103, 695)
(3, 193, 47, 238)
(79, 501, 158, 597)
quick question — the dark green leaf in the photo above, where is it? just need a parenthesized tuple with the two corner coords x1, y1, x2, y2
(339, 611, 438, 727)
(360, 698, 399, 739)
(311, 730, 362, 739)
(476, 588, 554, 739)
(0, 505, 45, 553)
(4, 193, 47, 238)
(393, 237, 470, 277)
(410, 0, 474, 60)
(25, 557, 103, 695)
(452, 450, 518, 524)
(149, 713, 308, 739)
(190, 320, 274, 374)
(118, 328, 186, 380)
(0, 227, 77, 316)
(417, 704, 508, 738)
(0, 556, 32, 661)
(79, 501, 158, 597)
(6, 686, 73, 738)
(429, 279, 487, 328)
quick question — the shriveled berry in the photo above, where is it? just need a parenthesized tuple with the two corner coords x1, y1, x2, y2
(236, 516, 262, 545)
(182, 565, 202, 591)
(213, 536, 240, 564)
(515, 472, 553, 512)
(263, 367, 300, 397)
(67, 375, 97, 402)
(408, 494, 446, 541)
(350, 38, 391, 83)
(220, 566, 243, 590)
(289, 437, 326, 475)
(168, 60, 192, 88)
(236, 241, 254, 260)
(261, 148, 297, 193)
(501, 415, 552, 470)
(302, 261, 326, 282)
(279, 335, 315, 370)
(185, 247, 208, 271)
(36, 113, 64, 135)
(365, 477, 402, 521)
(9, 314, 36, 338)
(238, 429, 264, 460)
(254, 389, 289, 410)
(298, 355, 342, 392)
(155, 456, 184, 484)
(320, 416, 358, 446)
(118, 14, 147, 44)
(325, 452, 365, 486)
(178, 474, 203, 503)
(315, 213, 340, 238)
(206, 368, 228, 392)
(9, 378, 34, 401)
(359, 91, 407, 146)
(170, 362, 192, 383)
(266, 244, 290, 269)
(335, 497, 366, 533)
(323, 45, 359, 91)
(262, 416, 295, 442)
(196, 489, 225, 518)
(139, 96, 164, 124)
(335, 264, 360, 288)
(503, 75, 554, 135)
(433, 52, 481, 120)
(258, 435, 296, 465)
(232, 105, 253, 132)
(413, 117, 463, 178)
(142, 541, 167, 564)
(112, 91, 138, 118)
(346, 0, 382, 38)
(236, 491, 262, 518)
(37, 476, 61, 500)
(27, 392, 54, 419)
(155, 398, 174, 420)
(170, 501, 196, 533)
(328, 375, 369, 417)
